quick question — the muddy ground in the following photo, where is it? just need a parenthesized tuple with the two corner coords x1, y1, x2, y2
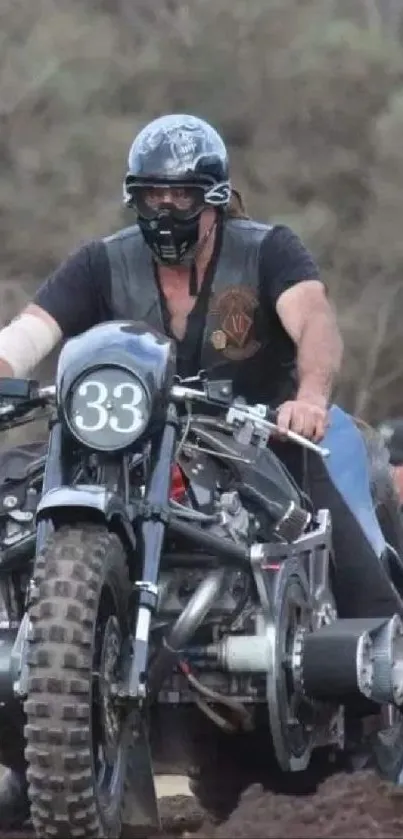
(3, 747, 403, 838)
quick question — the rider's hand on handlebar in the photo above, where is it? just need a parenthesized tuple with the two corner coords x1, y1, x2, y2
(276, 397, 329, 443)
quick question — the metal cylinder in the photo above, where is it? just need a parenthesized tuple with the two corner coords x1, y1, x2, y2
(369, 614, 403, 706)
(213, 635, 270, 672)
(0, 623, 31, 771)
(298, 619, 376, 701)
(0, 627, 18, 706)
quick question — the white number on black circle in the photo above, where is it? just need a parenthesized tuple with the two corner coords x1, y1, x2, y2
(74, 379, 144, 434)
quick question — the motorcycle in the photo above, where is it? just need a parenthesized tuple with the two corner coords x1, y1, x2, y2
(0, 318, 403, 838)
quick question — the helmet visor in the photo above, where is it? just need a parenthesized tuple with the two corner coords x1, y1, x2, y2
(125, 180, 206, 221)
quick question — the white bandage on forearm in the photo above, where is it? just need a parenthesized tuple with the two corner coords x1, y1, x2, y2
(0, 313, 62, 377)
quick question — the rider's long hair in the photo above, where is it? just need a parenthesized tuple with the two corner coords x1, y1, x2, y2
(226, 188, 249, 219)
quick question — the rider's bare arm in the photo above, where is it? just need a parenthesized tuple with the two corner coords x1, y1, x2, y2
(0, 305, 62, 377)
(259, 225, 343, 407)
(0, 241, 112, 378)
(276, 280, 343, 406)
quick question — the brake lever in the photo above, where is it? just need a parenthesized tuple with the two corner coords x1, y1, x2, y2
(265, 420, 330, 457)
(257, 405, 330, 456)
(229, 402, 330, 458)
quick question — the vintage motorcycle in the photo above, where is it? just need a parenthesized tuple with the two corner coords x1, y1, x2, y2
(0, 319, 403, 838)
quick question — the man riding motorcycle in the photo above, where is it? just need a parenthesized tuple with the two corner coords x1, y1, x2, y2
(0, 113, 402, 826)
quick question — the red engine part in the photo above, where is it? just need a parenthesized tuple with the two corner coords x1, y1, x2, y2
(170, 463, 188, 502)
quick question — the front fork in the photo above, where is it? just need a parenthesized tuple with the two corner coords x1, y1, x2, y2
(35, 420, 64, 556)
(125, 404, 178, 701)
(33, 412, 179, 703)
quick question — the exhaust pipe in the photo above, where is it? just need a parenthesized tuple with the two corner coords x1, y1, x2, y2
(148, 568, 226, 696)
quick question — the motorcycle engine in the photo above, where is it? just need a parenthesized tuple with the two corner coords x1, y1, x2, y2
(209, 490, 250, 543)
(175, 449, 253, 543)
(176, 447, 309, 545)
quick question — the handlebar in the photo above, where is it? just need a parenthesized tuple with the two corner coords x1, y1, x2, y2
(170, 384, 330, 457)
(0, 379, 330, 458)
(0, 384, 55, 419)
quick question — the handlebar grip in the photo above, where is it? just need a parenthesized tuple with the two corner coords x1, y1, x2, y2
(0, 378, 38, 401)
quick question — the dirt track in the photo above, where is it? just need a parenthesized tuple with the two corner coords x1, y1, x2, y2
(160, 769, 403, 838)
(3, 757, 403, 838)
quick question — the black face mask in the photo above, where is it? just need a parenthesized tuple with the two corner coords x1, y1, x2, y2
(138, 205, 201, 267)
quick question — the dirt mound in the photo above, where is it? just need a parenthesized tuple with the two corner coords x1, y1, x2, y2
(2, 768, 403, 838)
(156, 769, 403, 838)
(194, 770, 403, 838)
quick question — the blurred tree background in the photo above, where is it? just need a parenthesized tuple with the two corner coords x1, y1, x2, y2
(1, 0, 403, 422)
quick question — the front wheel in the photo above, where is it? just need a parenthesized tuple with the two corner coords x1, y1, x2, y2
(24, 524, 131, 838)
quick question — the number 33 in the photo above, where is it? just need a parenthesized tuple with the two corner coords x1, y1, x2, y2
(74, 380, 144, 433)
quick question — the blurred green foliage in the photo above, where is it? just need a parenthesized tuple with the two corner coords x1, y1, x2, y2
(2, 0, 403, 419)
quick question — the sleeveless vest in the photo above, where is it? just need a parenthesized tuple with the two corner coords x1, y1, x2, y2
(103, 219, 297, 406)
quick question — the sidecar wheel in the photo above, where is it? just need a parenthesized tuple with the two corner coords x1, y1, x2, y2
(24, 524, 131, 838)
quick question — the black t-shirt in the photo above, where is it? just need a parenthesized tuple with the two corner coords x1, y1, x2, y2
(34, 223, 320, 381)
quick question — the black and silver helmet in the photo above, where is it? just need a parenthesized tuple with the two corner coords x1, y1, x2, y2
(123, 114, 231, 265)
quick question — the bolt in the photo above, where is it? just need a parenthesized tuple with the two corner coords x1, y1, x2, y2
(3, 495, 17, 509)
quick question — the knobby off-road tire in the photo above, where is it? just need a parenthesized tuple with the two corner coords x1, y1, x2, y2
(24, 523, 131, 838)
